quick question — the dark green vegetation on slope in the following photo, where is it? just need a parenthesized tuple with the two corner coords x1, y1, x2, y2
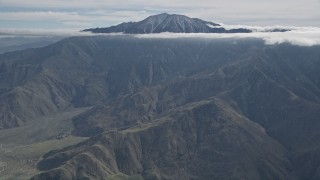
(1, 36, 320, 179)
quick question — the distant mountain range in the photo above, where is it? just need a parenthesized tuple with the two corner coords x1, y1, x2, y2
(82, 13, 290, 34)
(0, 36, 61, 54)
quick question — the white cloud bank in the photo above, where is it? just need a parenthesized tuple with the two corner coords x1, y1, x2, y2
(1, 25, 320, 46)
(134, 26, 320, 46)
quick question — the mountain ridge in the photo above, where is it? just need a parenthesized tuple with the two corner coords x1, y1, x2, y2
(82, 13, 253, 34)
(1, 36, 320, 179)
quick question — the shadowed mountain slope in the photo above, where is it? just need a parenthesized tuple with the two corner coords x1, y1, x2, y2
(32, 99, 289, 180)
(0, 36, 262, 130)
(1, 36, 320, 179)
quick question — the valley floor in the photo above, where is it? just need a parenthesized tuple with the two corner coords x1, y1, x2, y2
(0, 108, 90, 179)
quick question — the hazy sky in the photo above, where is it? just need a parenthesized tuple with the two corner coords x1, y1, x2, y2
(0, 0, 320, 34)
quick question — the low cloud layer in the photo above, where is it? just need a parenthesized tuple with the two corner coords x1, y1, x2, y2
(134, 26, 320, 46)
(1, 25, 320, 46)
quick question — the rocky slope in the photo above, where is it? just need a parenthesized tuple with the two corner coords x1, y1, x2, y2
(32, 99, 289, 180)
(1, 36, 320, 179)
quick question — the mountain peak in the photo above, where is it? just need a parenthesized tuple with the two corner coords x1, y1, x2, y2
(82, 13, 252, 34)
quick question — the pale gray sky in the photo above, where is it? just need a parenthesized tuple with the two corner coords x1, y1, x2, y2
(0, 0, 320, 34)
